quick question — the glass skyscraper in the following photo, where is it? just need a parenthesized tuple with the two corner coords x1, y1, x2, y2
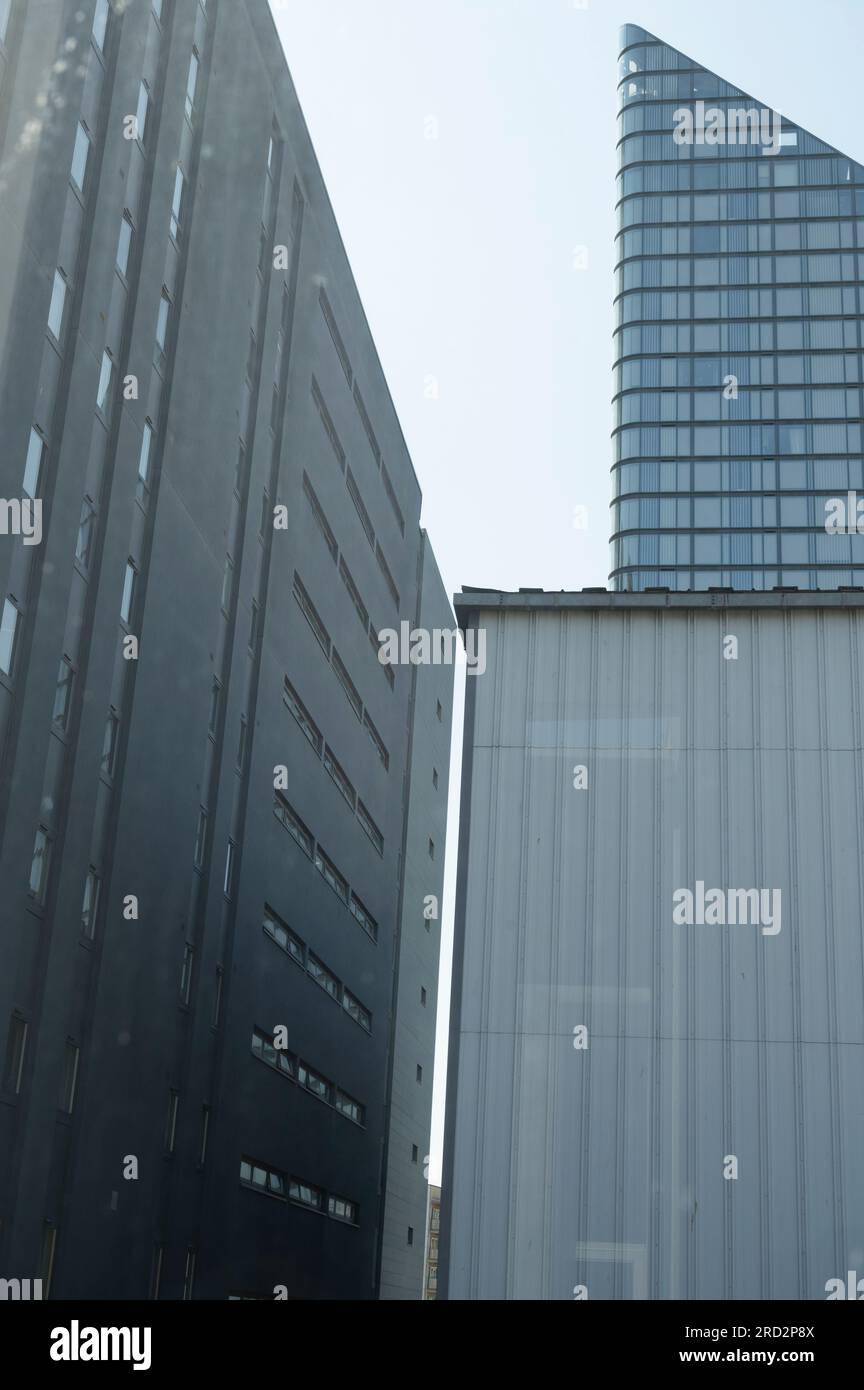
(611, 24, 864, 592)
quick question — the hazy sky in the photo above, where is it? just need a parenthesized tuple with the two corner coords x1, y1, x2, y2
(267, 0, 864, 1182)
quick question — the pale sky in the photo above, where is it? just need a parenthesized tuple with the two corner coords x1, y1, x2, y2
(267, 0, 864, 1183)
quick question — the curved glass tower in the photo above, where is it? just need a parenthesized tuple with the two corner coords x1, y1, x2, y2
(611, 24, 864, 591)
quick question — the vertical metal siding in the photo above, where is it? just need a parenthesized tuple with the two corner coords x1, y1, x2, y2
(444, 604, 864, 1300)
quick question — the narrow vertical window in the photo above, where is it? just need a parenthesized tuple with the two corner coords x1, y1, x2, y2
(198, 1105, 210, 1166)
(237, 717, 248, 771)
(40, 1224, 57, 1297)
(120, 560, 137, 624)
(3, 1015, 28, 1094)
(81, 868, 101, 939)
(155, 289, 171, 353)
(170, 166, 185, 240)
(96, 350, 114, 412)
(23, 428, 45, 500)
(29, 826, 52, 904)
(180, 943, 194, 1004)
(70, 122, 90, 193)
(137, 420, 153, 500)
(165, 1090, 179, 1153)
(75, 498, 96, 568)
(135, 81, 149, 144)
(150, 1245, 164, 1300)
(59, 1042, 80, 1114)
(223, 840, 236, 897)
(52, 656, 75, 730)
(47, 270, 68, 340)
(185, 48, 200, 121)
(220, 557, 233, 614)
(183, 1248, 196, 1300)
(0, 0, 11, 46)
(208, 678, 221, 736)
(0, 598, 19, 676)
(116, 211, 134, 277)
(92, 0, 109, 53)
(101, 708, 119, 776)
(193, 807, 207, 869)
(212, 967, 223, 1027)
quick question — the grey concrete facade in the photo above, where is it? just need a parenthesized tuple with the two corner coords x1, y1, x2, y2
(0, 0, 451, 1300)
(443, 589, 864, 1300)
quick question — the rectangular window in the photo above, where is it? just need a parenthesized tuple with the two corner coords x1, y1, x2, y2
(120, 560, 136, 624)
(180, 943, 194, 1003)
(436, 700, 443, 722)
(59, 1041, 79, 1114)
(92, 0, 109, 52)
(76, 498, 96, 568)
(323, 745, 356, 811)
(432, 767, 439, 789)
(310, 376, 346, 471)
(101, 708, 119, 777)
(293, 574, 331, 657)
(283, 678, 323, 755)
(252, 1027, 294, 1079)
(381, 460, 405, 536)
(40, 1225, 57, 1298)
(328, 1194, 358, 1225)
(116, 211, 134, 277)
(135, 81, 149, 144)
(29, 826, 52, 904)
(338, 558, 369, 631)
(241, 1157, 286, 1200)
(318, 288, 352, 385)
(346, 467, 375, 548)
(314, 845, 348, 903)
(289, 1177, 324, 1211)
(349, 892, 378, 943)
(246, 330, 256, 383)
(23, 427, 45, 500)
(307, 952, 340, 1001)
(234, 442, 246, 494)
(96, 350, 114, 413)
(335, 1090, 365, 1126)
(420, 987, 427, 1007)
(274, 794, 314, 858)
(249, 601, 259, 651)
(184, 48, 200, 121)
(357, 800, 383, 856)
(155, 289, 171, 353)
(4, 1015, 27, 1094)
(183, 1248, 196, 1301)
(416, 1064, 423, 1084)
(298, 1059, 331, 1103)
(170, 166, 186, 240)
(302, 474, 338, 561)
(198, 1106, 210, 1166)
(0, 0, 11, 45)
(428, 838, 435, 860)
(52, 656, 74, 730)
(208, 678, 221, 736)
(407, 1227, 414, 1246)
(150, 1245, 164, 1300)
(412, 1144, 419, 1163)
(165, 1090, 179, 1153)
(0, 598, 19, 677)
(70, 122, 90, 193)
(331, 649, 362, 720)
(212, 967, 223, 1027)
(352, 382, 381, 466)
(375, 542, 400, 609)
(81, 868, 100, 939)
(223, 839, 236, 897)
(152, 0, 163, 23)
(220, 558, 233, 613)
(263, 907, 305, 966)
(47, 269, 68, 340)
(342, 987, 371, 1033)
(137, 419, 153, 500)
(363, 710, 389, 770)
(237, 716, 248, 771)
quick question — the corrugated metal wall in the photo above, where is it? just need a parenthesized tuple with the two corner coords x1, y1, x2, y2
(443, 601, 864, 1299)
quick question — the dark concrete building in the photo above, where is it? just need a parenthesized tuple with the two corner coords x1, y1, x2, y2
(0, 0, 453, 1300)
